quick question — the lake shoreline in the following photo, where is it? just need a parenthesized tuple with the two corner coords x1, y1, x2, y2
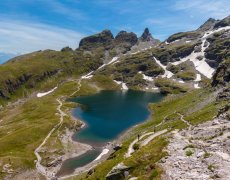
(56, 90, 164, 179)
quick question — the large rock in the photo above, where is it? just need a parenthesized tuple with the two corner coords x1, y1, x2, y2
(106, 163, 131, 180)
(79, 30, 114, 50)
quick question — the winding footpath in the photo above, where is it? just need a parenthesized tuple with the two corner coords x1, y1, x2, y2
(34, 56, 122, 179)
(34, 98, 67, 179)
(34, 79, 82, 179)
(177, 113, 192, 130)
(125, 115, 170, 158)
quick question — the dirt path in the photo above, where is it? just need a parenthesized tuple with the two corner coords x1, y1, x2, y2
(140, 130, 167, 146)
(34, 79, 82, 179)
(34, 98, 67, 179)
(177, 113, 192, 129)
(125, 129, 167, 158)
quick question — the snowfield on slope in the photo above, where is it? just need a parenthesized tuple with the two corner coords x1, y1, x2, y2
(153, 57, 174, 78)
(172, 26, 230, 79)
(37, 87, 57, 97)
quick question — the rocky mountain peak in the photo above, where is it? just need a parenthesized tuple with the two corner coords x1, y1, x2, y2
(79, 29, 114, 50)
(214, 15, 230, 28)
(198, 18, 217, 31)
(114, 31, 138, 46)
(140, 28, 153, 41)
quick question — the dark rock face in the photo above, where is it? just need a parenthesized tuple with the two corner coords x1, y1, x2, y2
(114, 31, 138, 46)
(153, 43, 197, 65)
(61, 46, 73, 52)
(79, 30, 114, 50)
(140, 28, 153, 41)
(106, 163, 131, 180)
(205, 30, 230, 68)
(0, 70, 58, 99)
(212, 59, 230, 87)
(214, 15, 230, 28)
(166, 31, 201, 43)
(198, 18, 216, 31)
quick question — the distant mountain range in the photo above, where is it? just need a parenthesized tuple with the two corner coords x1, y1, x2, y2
(0, 52, 18, 64)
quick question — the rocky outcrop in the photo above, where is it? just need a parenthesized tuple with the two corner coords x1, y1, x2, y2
(166, 31, 201, 43)
(79, 30, 139, 54)
(214, 15, 230, 28)
(79, 30, 114, 50)
(139, 28, 154, 42)
(161, 113, 230, 180)
(212, 59, 230, 87)
(197, 18, 216, 31)
(0, 70, 58, 100)
(205, 30, 230, 68)
(61, 46, 73, 52)
(114, 31, 138, 46)
(111, 31, 138, 54)
(106, 163, 131, 180)
(153, 43, 197, 65)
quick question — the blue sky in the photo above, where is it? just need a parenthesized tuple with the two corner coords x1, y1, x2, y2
(0, 0, 229, 61)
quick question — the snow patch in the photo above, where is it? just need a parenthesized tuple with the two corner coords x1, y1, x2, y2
(194, 83, 200, 89)
(81, 71, 94, 79)
(143, 74, 154, 81)
(114, 80, 128, 90)
(185, 40, 191, 43)
(171, 26, 230, 79)
(94, 149, 109, 161)
(178, 80, 185, 84)
(194, 74, 201, 82)
(152, 87, 159, 90)
(98, 56, 119, 70)
(139, 71, 154, 81)
(154, 57, 174, 78)
(122, 83, 128, 90)
(172, 39, 214, 78)
(202, 26, 230, 38)
(113, 80, 122, 85)
(37, 87, 57, 97)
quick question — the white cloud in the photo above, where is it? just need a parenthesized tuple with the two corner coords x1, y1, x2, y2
(0, 19, 85, 54)
(173, 0, 230, 19)
(144, 19, 163, 25)
(44, 0, 86, 20)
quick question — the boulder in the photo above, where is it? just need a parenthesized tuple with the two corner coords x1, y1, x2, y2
(106, 163, 131, 180)
(113, 144, 122, 151)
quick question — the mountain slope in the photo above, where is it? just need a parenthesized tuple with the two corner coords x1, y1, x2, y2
(0, 15, 229, 180)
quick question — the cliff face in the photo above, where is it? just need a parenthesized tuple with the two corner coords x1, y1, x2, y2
(214, 15, 230, 28)
(212, 59, 230, 87)
(0, 70, 58, 99)
(79, 30, 114, 50)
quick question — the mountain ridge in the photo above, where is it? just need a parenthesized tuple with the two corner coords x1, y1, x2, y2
(0, 15, 229, 179)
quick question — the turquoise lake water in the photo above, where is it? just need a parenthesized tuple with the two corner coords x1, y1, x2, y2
(57, 90, 164, 176)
